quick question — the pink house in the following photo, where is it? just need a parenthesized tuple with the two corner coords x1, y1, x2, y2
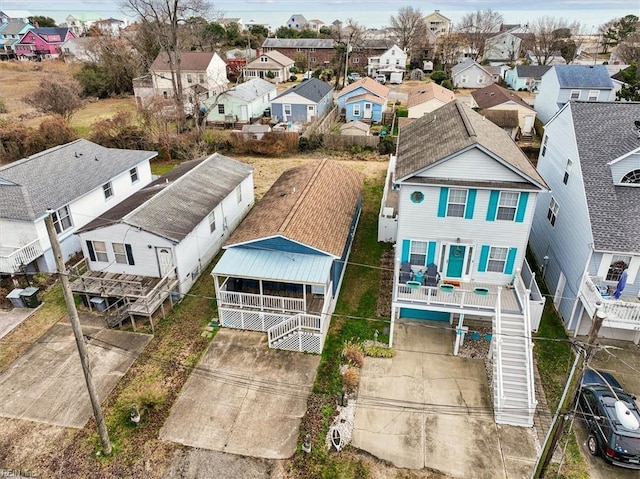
(15, 27, 75, 60)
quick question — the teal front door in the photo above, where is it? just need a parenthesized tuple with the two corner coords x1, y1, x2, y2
(447, 245, 466, 278)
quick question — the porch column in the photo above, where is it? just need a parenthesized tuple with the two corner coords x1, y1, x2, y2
(453, 313, 466, 356)
(389, 306, 396, 348)
(259, 280, 264, 310)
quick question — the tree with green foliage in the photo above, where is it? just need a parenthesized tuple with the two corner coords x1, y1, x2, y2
(28, 16, 56, 27)
(274, 26, 299, 38)
(430, 70, 448, 84)
(441, 79, 454, 91)
(616, 63, 640, 101)
(603, 14, 638, 48)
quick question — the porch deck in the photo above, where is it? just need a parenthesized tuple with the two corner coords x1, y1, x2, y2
(580, 275, 640, 328)
(394, 281, 522, 316)
(0, 239, 43, 274)
(218, 285, 324, 315)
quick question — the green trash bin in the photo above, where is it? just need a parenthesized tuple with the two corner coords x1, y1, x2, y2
(20, 287, 41, 308)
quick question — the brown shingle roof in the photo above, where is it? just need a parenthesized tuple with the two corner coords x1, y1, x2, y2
(339, 76, 390, 100)
(407, 82, 455, 108)
(247, 50, 294, 68)
(471, 83, 533, 110)
(226, 159, 364, 257)
(151, 51, 217, 72)
(395, 101, 546, 188)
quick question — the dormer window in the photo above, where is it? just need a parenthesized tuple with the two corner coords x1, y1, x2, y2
(621, 169, 640, 184)
(260, 56, 268, 62)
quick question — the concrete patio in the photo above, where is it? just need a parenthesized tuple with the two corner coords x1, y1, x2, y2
(159, 328, 320, 459)
(352, 319, 539, 478)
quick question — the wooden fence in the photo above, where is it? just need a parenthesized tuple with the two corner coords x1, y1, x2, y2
(302, 106, 338, 138)
(323, 134, 381, 149)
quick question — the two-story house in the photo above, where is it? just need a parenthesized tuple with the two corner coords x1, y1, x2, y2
(533, 65, 616, 124)
(423, 10, 451, 37)
(378, 101, 549, 426)
(336, 77, 389, 123)
(0, 19, 32, 60)
(482, 26, 527, 63)
(0, 140, 156, 275)
(530, 101, 640, 344)
(15, 27, 75, 60)
(262, 38, 335, 71)
(243, 50, 295, 84)
(367, 44, 407, 77)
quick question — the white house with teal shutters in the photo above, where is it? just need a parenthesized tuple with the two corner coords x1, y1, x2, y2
(378, 101, 549, 427)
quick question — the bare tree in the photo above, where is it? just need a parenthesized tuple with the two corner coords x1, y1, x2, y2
(436, 33, 468, 71)
(23, 80, 85, 122)
(122, 0, 212, 111)
(389, 6, 426, 58)
(526, 16, 580, 65)
(456, 9, 503, 60)
(330, 19, 367, 88)
(616, 32, 640, 64)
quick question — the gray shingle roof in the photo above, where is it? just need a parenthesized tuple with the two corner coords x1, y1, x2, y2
(0, 20, 30, 35)
(81, 153, 253, 242)
(451, 59, 490, 76)
(273, 77, 333, 103)
(223, 78, 275, 102)
(514, 65, 551, 80)
(262, 38, 335, 49)
(569, 101, 640, 252)
(554, 65, 614, 89)
(395, 101, 547, 189)
(0, 140, 157, 221)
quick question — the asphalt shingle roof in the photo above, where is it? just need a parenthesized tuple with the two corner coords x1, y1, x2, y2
(0, 20, 30, 35)
(514, 65, 551, 80)
(569, 102, 640, 252)
(338, 76, 390, 101)
(262, 38, 335, 49)
(395, 101, 546, 188)
(151, 51, 216, 72)
(553, 65, 614, 89)
(407, 82, 455, 109)
(471, 83, 533, 110)
(273, 77, 333, 103)
(221, 78, 275, 102)
(247, 50, 294, 68)
(0, 140, 157, 221)
(81, 153, 253, 242)
(225, 159, 364, 257)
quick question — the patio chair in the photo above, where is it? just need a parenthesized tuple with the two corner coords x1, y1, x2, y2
(400, 261, 412, 283)
(424, 263, 440, 287)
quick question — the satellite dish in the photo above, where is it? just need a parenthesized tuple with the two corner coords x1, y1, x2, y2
(615, 401, 640, 430)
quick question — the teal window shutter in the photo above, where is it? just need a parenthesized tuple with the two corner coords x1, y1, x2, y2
(505, 248, 517, 274)
(401, 239, 410, 263)
(427, 241, 436, 265)
(437, 187, 449, 217)
(478, 245, 490, 272)
(465, 189, 477, 219)
(486, 190, 499, 221)
(515, 192, 529, 223)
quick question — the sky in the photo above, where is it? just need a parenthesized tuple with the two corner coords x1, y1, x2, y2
(1, 0, 638, 31)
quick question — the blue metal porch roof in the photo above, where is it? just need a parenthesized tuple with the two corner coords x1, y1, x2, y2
(212, 247, 333, 284)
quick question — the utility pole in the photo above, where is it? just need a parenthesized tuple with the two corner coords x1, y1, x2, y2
(45, 212, 112, 455)
(531, 305, 606, 478)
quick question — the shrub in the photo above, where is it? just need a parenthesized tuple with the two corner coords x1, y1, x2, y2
(0, 97, 7, 114)
(441, 79, 454, 91)
(342, 366, 360, 391)
(396, 106, 408, 117)
(430, 70, 448, 84)
(378, 136, 395, 155)
(290, 75, 298, 82)
(363, 345, 395, 358)
(342, 338, 365, 367)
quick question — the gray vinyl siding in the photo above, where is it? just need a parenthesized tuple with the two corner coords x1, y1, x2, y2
(529, 104, 594, 324)
(609, 152, 640, 184)
(534, 69, 561, 124)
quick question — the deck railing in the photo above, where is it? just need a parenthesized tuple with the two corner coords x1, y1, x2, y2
(267, 313, 322, 347)
(494, 289, 504, 411)
(0, 239, 43, 274)
(521, 285, 537, 414)
(581, 276, 640, 327)
(218, 290, 306, 313)
(395, 282, 499, 311)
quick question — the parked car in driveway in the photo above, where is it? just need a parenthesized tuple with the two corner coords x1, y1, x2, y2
(347, 72, 361, 83)
(577, 370, 640, 469)
(375, 74, 386, 84)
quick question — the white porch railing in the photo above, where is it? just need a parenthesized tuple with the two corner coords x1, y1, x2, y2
(218, 290, 305, 313)
(521, 284, 537, 415)
(493, 291, 504, 412)
(581, 276, 640, 328)
(0, 239, 43, 274)
(395, 283, 499, 312)
(267, 313, 322, 348)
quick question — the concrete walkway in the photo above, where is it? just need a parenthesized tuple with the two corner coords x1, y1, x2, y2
(0, 306, 39, 340)
(352, 320, 538, 478)
(159, 329, 320, 459)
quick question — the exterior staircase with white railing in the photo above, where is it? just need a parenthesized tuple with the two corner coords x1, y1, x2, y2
(267, 313, 324, 354)
(492, 304, 537, 426)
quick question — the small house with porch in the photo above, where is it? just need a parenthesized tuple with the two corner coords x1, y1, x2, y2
(71, 154, 254, 327)
(270, 77, 334, 124)
(336, 77, 389, 123)
(204, 77, 276, 124)
(529, 101, 640, 343)
(243, 50, 295, 84)
(212, 159, 364, 354)
(378, 100, 549, 427)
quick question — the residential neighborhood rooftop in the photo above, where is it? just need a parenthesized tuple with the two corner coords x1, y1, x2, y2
(274, 77, 333, 102)
(262, 38, 335, 49)
(553, 65, 614, 89)
(340, 76, 390, 99)
(407, 82, 455, 108)
(514, 65, 552, 80)
(151, 51, 219, 72)
(471, 83, 533, 110)
(218, 77, 274, 102)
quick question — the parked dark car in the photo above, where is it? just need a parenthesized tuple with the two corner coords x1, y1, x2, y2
(577, 370, 640, 469)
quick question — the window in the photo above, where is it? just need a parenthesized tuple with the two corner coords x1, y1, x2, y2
(310, 56, 316, 63)
(52, 205, 73, 234)
(587, 90, 599, 102)
(208, 210, 216, 233)
(409, 241, 427, 267)
(353, 104, 361, 116)
(113, 243, 134, 265)
(497, 192, 519, 221)
(163, 91, 168, 99)
(235, 185, 242, 204)
(542, 135, 548, 156)
(92, 241, 108, 262)
(352, 57, 359, 63)
(103, 182, 113, 200)
(446, 188, 467, 217)
(218, 104, 225, 114)
(284, 104, 292, 116)
(198, 74, 205, 83)
(130, 167, 138, 184)
(547, 197, 559, 226)
(478, 76, 484, 83)
(570, 90, 580, 100)
(186, 74, 193, 84)
(487, 247, 508, 273)
(621, 169, 640, 184)
(260, 56, 268, 62)
(563, 159, 572, 185)
(606, 255, 631, 282)
(410, 191, 424, 203)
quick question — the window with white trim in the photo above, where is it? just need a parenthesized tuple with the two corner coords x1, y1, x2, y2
(487, 247, 508, 273)
(352, 57, 359, 63)
(409, 241, 427, 267)
(186, 74, 193, 84)
(284, 104, 292, 116)
(563, 159, 572, 185)
(587, 90, 599, 101)
(130, 167, 138, 183)
(621, 169, 640, 184)
(235, 185, 242, 204)
(103, 182, 113, 200)
(446, 188, 467, 217)
(198, 74, 205, 83)
(542, 135, 548, 156)
(547, 197, 559, 226)
(113, 243, 133, 265)
(497, 192, 519, 221)
(92, 241, 108, 262)
(606, 255, 631, 282)
(218, 104, 225, 114)
(353, 104, 361, 116)
(208, 210, 216, 232)
(52, 205, 73, 234)
(570, 90, 580, 100)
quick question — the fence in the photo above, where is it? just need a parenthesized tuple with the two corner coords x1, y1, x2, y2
(323, 134, 381, 150)
(302, 106, 338, 138)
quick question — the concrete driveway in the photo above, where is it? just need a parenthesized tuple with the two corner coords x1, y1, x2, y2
(159, 328, 320, 459)
(574, 338, 640, 479)
(0, 322, 151, 428)
(352, 320, 538, 478)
